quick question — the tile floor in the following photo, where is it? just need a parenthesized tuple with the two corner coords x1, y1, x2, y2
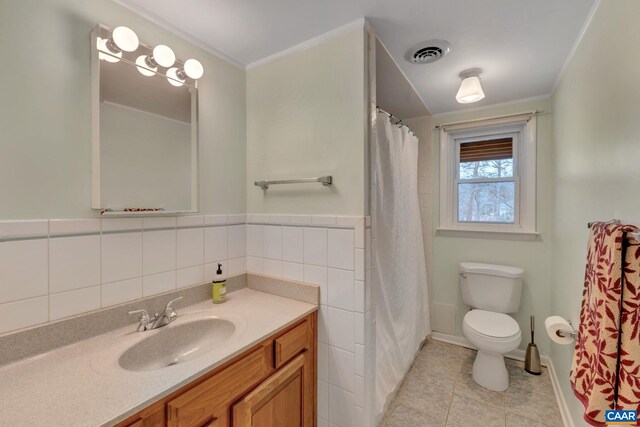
(380, 340, 563, 427)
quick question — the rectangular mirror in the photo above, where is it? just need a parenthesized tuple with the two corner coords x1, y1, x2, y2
(91, 25, 198, 215)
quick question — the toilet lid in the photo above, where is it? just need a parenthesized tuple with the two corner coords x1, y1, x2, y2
(464, 310, 520, 338)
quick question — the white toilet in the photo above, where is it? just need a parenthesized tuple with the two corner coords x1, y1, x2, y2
(460, 262, 524, 392)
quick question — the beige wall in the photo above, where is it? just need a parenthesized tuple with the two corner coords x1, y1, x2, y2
(246, 28, 368, 215)
(0, 0, 246, 219)
(430, 97, 554, 355)
(550, 1, 640, 424)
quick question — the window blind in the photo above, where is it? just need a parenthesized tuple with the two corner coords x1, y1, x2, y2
(460, 138, 513, 162)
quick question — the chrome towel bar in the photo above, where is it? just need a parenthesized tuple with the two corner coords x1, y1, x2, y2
(254, 176, 333, 190)
(588, 219, 640, 241)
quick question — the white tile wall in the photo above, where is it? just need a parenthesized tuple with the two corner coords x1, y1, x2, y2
(102, 232, 142, 284)
(0, 217, 247, 334)
(143, 270, 177, 297)
(227, 225, 246, 259)
(177, 228, 204, 269)
(49, 235, 101, 293)
(227, 257, 246, 276)
(329, 385, 355, 426)
(328, 346, 355, 392)
(49, 286, 101, 321)
(0, 220, 48, 237)
(282, 262, 304, 281)
(177, 265, 205, 289)
(102, 277, 142, 307)
(328, 307, 355, 352)
(247, 225, 264, 257)
(0, 296, 49, 332)
(143, 230, 176, 275)
(328, 229, 355, 270)
(244, 215, 369, 427)
(0, 239, 48, 304)
(282, 227, 303, 263)
(50, 219, 100, 235)
(263, 225, 282, 260)
(0, 214, 372, 427)
(263, 258, 282, 277)
(142, 216, 176, 229)
(303, 227, 328, 266)
(205, 227, 227, 263)
(304, 265, 328, 305)
(328, 269, 355, 311)
(318, 380, 329, 423)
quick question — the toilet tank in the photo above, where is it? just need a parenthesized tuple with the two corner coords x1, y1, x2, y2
(459, 263, 524, 313)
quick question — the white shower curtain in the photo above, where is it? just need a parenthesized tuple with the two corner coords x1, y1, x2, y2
(372, 111, 430, 418)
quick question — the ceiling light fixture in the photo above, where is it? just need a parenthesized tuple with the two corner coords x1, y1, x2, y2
(456, 68, 485, 104)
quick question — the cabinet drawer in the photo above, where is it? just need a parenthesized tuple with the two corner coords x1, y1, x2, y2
(274, 320, 309, 368)
(167, 348, 269, 427)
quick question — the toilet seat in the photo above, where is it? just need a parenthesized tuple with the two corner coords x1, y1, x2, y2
(463, 310, 520, 340)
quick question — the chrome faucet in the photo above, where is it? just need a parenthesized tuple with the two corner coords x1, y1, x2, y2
(128, 296, 183, 332)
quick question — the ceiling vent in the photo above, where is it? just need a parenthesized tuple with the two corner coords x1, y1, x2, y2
(406, 40, 451, 64)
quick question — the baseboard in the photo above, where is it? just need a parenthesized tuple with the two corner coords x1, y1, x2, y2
(431, 332, 574, 427)
(546, 358, 575, 427)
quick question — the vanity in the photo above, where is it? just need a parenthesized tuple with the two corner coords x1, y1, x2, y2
(0, 282, 318, 427)
(117, 311, 316, 427)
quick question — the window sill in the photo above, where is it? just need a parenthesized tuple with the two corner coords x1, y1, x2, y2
(436, 227, 540, 241)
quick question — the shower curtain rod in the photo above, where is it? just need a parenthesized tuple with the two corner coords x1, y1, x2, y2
(376, 106, 413, 132)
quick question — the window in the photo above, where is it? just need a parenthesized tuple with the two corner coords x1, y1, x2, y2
(438, 114, 536, 236)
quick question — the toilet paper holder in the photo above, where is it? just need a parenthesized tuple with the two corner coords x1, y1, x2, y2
(555, 319, 577, 340)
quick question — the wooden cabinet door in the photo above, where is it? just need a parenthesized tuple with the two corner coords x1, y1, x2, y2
(120, 406, 165, 427)
(167, 348, 270, 427)
(233, 352, 313, 427)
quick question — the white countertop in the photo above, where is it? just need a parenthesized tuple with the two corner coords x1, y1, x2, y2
(0, 289, 317, 427)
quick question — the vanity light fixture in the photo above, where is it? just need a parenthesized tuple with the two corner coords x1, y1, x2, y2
(97, 37, 122, 63)
(96, 24, 204, 85)
(456, 68, 485, 104)
(146, 44, 176, 68)
(135, 55, 157, 76)
(166, 67, 185, 87)
(180, 59, 204, 80)
(110, 26, 139, 52)
(97, 26, 139, 62)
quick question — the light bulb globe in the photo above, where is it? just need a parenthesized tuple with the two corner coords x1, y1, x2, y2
(135, 55, 156, 76)
(153, 45, 175, 68)
(184, 59, 204, 79)
(112, 26, 139, 52)
(167, 67, 184, 87)
(97, 37, 121, 63)
(456, 74, 485, 104)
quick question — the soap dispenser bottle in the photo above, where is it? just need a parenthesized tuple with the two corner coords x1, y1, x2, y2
(212, 263, 227, 303)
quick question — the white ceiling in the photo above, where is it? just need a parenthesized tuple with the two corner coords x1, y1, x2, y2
(116, 0, 597, 114)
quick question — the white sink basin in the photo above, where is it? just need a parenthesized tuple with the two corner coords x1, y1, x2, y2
(118, 317, 235, 372)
